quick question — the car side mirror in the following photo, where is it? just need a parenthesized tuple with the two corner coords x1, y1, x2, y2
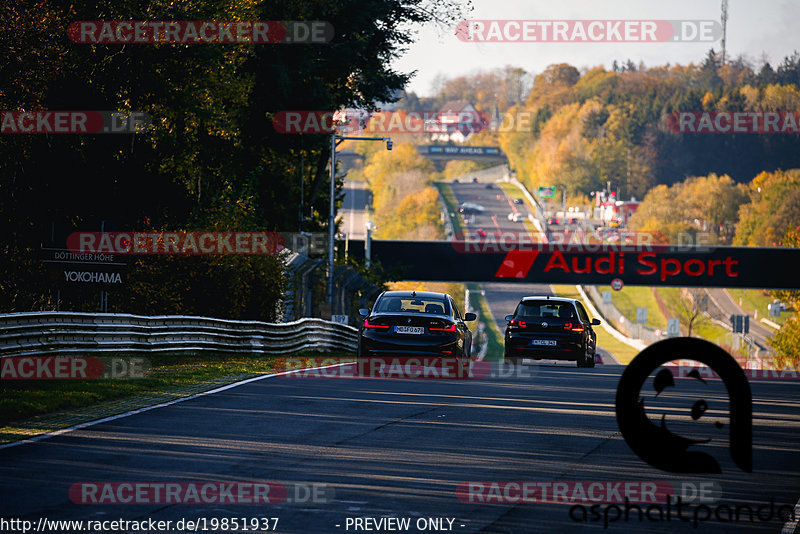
(464, 312, 477, 321)
(505, 315, 514, 322)
(359, 308, 370, 317)
(591, 319, 601, 325)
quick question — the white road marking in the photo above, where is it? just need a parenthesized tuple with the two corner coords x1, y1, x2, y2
(0, 363, 352, 450)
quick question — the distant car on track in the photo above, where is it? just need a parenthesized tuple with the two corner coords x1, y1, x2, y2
(513, 198, 524, 205)
(547, 218, 560, 225)
(459, 202, 485, 215)
(475, 228, 487, 237)
(358, 290, 476, 360)
(504, 296, 600, 368)
(507, 212, 523, 222)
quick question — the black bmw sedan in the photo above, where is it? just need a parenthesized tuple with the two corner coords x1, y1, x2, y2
(504, 296, 600, 367)
(358, 290, 476, 360)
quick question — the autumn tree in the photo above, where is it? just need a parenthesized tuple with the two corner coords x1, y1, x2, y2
(629, 173, 747, 244)
(734, 169, 800, 246)
(360, 143, 442, 240)
(492, 57, 800, 209)
(768, 226, 800, 369)
(678, 288, 710, 338)
(439, 160, 489, 181)
(0, 0, 471, 315)
(425, 66, 533, 113)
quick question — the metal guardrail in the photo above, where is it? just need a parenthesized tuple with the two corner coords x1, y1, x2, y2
(576, 285, 647, 351)
(584, 286, 664, 345)
(505, 177, 549, 240)
(437, 192, 455, 240)
(0, 312, 358, 358)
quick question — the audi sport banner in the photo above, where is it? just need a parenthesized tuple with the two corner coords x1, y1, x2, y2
(349, 240, 800, 290)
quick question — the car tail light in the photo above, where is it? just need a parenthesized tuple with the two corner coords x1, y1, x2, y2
(430, 323, 456, 332)
(364, 318, 389, 329)
(564, 322, 584, 332)
(508, 319, 527, 328)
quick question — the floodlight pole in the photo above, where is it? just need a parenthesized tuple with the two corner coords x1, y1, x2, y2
(328, 134, 392, 308)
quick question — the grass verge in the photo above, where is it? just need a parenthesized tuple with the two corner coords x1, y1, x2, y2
(737, 288, 788, 326)
(596, 285, 667, 329)
(467, 283, 505, 361)
(433, 182, 465, 238)
(0, 350, 354, 444)
(655, 287, 731, 341)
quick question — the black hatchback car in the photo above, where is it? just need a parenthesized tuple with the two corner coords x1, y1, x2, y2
(504, 296, 600, 367)
(358, 290, 476, 359)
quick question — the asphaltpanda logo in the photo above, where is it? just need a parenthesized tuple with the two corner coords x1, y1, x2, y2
(615, 337, 752, 474)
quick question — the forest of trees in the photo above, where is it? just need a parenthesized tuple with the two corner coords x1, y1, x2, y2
(395, 66, 533, 114)
(628, 173, 748, 244)
(0, 0, 468, 317)
(386, 54, 800, 366)
(404, 51, 800, 200)
(2, 0, 800, 362)
(357, 143, 443, 240)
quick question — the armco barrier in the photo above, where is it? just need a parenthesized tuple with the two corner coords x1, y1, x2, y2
(0, 312, 358, 358)
(576, 285, 647, 352)
(584, 285, 663, 345)
(506, 177, 548, 241)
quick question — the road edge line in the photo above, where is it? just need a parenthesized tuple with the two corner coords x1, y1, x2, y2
(0, 362, 352, 451)
(780, 495, 800, 534)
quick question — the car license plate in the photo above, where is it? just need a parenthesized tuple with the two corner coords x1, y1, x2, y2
(532, 339, 557, 346)
(396, 326, 424, 334)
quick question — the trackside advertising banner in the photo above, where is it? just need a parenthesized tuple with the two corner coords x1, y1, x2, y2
(347, 240, 800, 289)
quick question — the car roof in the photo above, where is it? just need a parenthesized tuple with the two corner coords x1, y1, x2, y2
(519, 296, 578, 304)
(379, 290, 448, 299)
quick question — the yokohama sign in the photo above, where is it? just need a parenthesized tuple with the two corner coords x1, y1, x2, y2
(64, 271, 122, 284)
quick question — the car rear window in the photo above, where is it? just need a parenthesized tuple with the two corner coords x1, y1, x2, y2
(376, 297, 449, 315)
(515, 300, 576, 320)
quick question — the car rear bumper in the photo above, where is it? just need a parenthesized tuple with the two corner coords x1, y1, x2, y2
(360, 332, 462, 357)
(505, 333, 583, 360)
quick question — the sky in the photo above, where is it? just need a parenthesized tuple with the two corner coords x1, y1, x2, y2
(391, 0, 800, 96)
